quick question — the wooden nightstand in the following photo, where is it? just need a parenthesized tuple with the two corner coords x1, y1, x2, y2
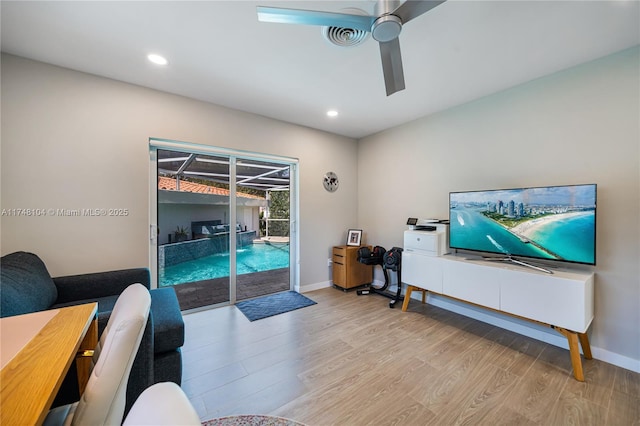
(332, 245, 373, 290)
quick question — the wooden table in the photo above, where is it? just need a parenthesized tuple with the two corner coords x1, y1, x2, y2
(1, 303, 98, 425)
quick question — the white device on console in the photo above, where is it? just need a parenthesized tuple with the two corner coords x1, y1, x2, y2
(404, 219, 450, 257)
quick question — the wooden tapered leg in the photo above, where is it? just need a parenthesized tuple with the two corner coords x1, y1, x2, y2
(402, 286, 428, 311)
(578, 332, 593, 359)
(554, 327, 585, 382)
(402, 286, 414, 312)
(567, 332, 584, 382)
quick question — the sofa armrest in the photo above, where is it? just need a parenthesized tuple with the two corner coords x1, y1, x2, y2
(53, 268, 151, 304)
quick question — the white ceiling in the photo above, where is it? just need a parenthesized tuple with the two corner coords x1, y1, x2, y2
(1, 1, 638, 139)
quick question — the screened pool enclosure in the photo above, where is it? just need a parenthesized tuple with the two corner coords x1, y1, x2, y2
(151, 143, 297, 311)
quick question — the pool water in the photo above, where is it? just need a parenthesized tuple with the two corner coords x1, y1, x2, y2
(159, 243, 289, 287)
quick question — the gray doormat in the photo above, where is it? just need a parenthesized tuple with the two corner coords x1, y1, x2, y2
(235, 291, 316, 321)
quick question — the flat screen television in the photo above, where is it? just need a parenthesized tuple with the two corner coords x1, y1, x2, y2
(449, 184, 596, 270)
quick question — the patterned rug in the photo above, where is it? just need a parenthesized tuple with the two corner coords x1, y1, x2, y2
(202, 414, 306, 426)
(235, 291, 316, 321)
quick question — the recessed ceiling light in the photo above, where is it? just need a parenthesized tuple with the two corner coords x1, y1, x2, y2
(327, 110, 338, 117)
(147, 54, 168, 65)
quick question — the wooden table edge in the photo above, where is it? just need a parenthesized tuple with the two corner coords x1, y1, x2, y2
(0, 303, 98, 425)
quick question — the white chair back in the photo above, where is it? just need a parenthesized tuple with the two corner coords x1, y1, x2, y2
(72, 283, 151, 425)
(124, 382, 201, 425)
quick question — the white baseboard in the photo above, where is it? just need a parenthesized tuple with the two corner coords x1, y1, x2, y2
(299, 280, 332, 293)
(590, 347, 640, 373)
(300, 279, 389, 294)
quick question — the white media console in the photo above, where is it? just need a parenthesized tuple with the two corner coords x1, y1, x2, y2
(402, 228, 595, 381)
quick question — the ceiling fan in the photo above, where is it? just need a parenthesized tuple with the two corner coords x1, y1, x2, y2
(257, 0, 447, 96)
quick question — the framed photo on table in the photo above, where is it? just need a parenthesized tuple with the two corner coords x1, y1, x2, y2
(346, 229, 362, 246)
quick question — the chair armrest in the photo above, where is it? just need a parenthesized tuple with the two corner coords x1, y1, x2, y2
(53, 268, 151, 304)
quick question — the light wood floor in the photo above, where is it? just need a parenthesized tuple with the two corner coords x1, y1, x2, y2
(181, 287, 639, 425)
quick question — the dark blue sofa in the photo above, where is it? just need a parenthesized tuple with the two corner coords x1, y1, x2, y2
(0, 251, 185, 414)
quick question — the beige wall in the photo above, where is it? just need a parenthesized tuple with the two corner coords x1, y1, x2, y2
(357, 47, 640, 368)
(1, 54, 357, 289)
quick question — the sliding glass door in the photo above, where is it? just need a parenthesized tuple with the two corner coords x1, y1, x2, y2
(235, 159, 291, 301)
(150, 140, 297, 311)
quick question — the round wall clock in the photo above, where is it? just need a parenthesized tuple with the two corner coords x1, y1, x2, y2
(323, 172, 339, 192)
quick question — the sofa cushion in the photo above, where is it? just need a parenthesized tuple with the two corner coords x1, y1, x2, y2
(150, 288, 184, 353)
(0, 251, 58, 317)
(53, 269, 151, 303)
(51, 295, 119, 335)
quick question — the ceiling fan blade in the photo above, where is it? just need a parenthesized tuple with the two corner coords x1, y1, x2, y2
(393, 0, 447, 24)
(379, 38, 405, 96)
(257, 6, 374, 32)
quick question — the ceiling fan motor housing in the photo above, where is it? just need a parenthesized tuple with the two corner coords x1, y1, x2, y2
(371, 14, 402, 42)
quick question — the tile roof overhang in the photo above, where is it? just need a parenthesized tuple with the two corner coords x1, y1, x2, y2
(158, 177, 268, 207)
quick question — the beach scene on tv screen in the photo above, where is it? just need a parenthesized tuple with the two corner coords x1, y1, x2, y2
(449, 185, 596, 264)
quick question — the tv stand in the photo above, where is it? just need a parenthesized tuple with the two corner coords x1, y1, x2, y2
(401, 253, 594, 381)
(482, 255, 553, 274)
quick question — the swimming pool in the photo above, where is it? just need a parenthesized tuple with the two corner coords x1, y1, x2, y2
(159, 243, 289, 287)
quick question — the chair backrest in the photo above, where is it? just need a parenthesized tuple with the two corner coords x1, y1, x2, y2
(123, 382, 201, 425)
(71, 283, 151, 426)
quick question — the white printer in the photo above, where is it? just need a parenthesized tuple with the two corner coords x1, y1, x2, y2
(404, 219, 449, 257)
(403, 219, 450, 294)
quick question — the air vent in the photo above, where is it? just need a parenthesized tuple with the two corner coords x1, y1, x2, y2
(321, 8, 370, 47)
(322, 26, 369, 47)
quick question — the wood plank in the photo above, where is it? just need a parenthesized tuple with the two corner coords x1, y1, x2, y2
(502, 361, 569, 424)
(548, 389, 608, 425)
(606, 390, 640, 425)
